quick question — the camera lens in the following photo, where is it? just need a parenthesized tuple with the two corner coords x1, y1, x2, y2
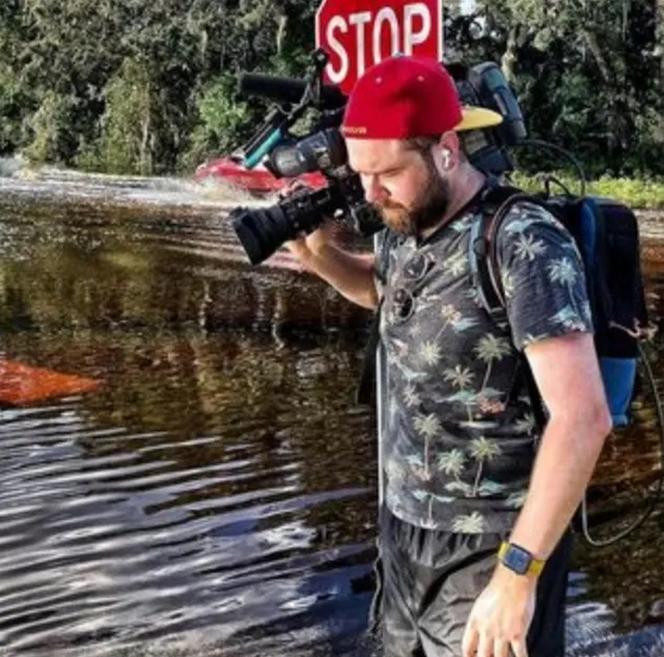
(231, 186, 340, 265)
(231, 205, 294, 265)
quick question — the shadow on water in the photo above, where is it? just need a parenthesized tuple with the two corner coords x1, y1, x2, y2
(0, 170, 663, 656)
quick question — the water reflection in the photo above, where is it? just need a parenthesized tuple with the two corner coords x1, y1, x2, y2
(0, 178, 663, 656)
(0, 330, 377, 656)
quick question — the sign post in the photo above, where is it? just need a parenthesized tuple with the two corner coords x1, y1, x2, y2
(315, 0, 444, 95)
(316, 0, 443, 506)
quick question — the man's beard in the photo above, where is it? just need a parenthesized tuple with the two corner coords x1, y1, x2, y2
(373, 165, 450, 236)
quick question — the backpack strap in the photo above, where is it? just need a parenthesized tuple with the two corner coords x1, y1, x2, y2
(356, 297, 383, 405)
(470, 189, 549, 317)
(356, 228, 399, 405)
(469, 187, 551, 431)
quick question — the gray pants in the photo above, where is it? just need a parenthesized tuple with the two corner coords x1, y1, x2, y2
(374, 506, 572, 657)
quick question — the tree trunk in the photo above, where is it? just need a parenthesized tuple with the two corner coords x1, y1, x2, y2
(276, 13, 287, 56)
(501, 24, 519, 84)
(140, 90, 152, 176)
(622, 0, 630, 40)
(658, 0, 664, 90)
(579, 26, 631, 151)
(579, 27, 613, 84)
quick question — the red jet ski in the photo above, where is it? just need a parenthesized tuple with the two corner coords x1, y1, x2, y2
(194, 156, 327, 194)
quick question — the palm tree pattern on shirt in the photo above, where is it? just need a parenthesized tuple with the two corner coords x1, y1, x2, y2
(376, 202, 593, 533)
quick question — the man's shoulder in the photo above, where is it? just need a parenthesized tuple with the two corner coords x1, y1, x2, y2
(494, 197, 560, 229)
(492, 197, 578, 258)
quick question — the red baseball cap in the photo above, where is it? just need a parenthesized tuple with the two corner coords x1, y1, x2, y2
(341, 55, 503, 139)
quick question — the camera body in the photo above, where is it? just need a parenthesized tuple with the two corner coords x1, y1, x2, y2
(232, 127, 383, 265)
(231, 57, 527, 265)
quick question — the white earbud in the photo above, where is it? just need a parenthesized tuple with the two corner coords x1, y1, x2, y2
(441, 148, 452, 170)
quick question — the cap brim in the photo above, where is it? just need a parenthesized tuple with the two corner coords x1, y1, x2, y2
(456, 107, 503, 131)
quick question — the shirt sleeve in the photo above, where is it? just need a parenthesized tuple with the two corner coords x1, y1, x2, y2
(495, 201, 594, 351)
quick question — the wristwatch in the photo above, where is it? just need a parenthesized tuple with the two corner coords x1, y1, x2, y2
(498, 541, 545, 576)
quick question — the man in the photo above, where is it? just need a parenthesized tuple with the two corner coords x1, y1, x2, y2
(287, 55, 612, 657)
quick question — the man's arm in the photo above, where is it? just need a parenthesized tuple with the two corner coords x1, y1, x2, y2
(287, 224, 379, 310)
(462, 332, 612, 657)
(507, 331, 612, 556)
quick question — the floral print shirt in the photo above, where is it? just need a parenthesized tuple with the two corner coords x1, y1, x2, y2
(375, 201, 593, 533)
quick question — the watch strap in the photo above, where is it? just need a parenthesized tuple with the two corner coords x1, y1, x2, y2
(498, 541, 546, 576)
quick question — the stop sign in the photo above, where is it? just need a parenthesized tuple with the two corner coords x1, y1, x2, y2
(315, 0, 443, 95)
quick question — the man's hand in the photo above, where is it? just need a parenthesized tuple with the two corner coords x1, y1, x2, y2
(277, 181, 378, 309)
(277, 180, 340, 270)
(461, 565, 537, 657)
(285, 220, 340, 270)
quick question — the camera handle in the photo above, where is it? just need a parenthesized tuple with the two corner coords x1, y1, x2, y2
(242, 49, 333, 170)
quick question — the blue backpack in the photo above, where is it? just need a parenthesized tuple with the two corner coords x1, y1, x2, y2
(469, 184, 661, 543)
(469, 184, 650, 427)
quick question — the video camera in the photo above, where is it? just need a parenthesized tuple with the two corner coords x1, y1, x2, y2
(230, 50, 528, 265)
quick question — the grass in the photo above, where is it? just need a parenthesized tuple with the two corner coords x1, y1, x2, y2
(511, 172, 664, 210)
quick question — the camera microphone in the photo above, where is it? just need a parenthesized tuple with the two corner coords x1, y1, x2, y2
(238, 73, 347, 109)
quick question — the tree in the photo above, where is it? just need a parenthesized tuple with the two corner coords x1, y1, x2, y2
(469, 436, 502, 496)
(413, 412, 442, 477)
(446, 0, 664, 176)
(0, 0, 661, 176)
(473, 334, 511, 391)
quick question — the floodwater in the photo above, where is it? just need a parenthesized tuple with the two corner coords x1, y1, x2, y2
(0, 168, 663, 657)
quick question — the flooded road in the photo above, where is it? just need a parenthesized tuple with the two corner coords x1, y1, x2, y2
(0, 169, 663, 656)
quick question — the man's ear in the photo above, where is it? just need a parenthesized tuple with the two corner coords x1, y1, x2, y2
(437, 131, 461, 170)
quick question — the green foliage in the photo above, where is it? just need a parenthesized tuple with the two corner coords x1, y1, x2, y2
(0, 0, 662, 180)
(0, 63, 25, 154)
(0, 0, 323, 172)
(512, 172, 664, 209)
(90, 58, 157, 175)
(448, 0, 664, 177)
(588, 177, 664, 210)
(179, 75, 250, 171)
(22, 91, 76, 163)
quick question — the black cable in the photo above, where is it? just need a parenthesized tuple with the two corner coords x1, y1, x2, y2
(509, 138, 664, 544)
(581, 340, 664, 546)
(508, 139, 663, 544)
(513, 138, 588, 197)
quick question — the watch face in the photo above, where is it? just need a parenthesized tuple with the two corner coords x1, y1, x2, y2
(504, 545, 531, 575)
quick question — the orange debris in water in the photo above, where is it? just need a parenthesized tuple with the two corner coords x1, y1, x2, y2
(0, 359, 101, 406)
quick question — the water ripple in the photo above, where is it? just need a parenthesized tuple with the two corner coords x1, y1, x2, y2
(0, 172, 662, 657)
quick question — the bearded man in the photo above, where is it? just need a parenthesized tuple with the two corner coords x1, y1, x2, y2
(287, 55, 611, 657)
